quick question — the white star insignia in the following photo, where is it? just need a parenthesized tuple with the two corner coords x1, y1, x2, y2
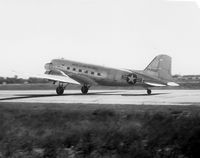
(127, 74, 136, 83)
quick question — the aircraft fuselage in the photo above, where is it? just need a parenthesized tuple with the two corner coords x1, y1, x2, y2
(43, 55, 178, 95)
(45, 59, 145, 87)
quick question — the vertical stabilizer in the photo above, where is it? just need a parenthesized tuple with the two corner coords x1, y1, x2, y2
(144, 54, 172, 81)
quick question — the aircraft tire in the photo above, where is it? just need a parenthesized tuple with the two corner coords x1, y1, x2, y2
(56, 87, 64, 95)
(147, 89, 152, 95)
(81, 86, 88, 94)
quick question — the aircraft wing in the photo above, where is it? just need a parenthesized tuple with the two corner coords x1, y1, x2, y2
(37, 68, 98, 86)
(36, 74, 80, 85)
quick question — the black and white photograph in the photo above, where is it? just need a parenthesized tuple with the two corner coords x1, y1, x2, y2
(0, 0, 200, 157)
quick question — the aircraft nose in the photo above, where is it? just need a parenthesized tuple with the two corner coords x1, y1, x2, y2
(44, 63, 52, 70)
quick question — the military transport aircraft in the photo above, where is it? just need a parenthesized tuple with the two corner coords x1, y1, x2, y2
(40, 54, 179, 95)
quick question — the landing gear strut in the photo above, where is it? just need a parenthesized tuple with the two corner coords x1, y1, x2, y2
(55, 82, 68, 95)
(147, 89, 152, 95)
(81, 85, 89, 94)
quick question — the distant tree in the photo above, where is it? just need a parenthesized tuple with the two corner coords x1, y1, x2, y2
(0, 77, 5, 84)
(28, 77, 48, 83)
(4, 76, 26, 84)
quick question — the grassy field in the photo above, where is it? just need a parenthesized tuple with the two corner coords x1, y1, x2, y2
(0, 102, 200, 158)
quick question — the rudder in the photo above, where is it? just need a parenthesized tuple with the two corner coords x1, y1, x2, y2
(144, 54, 172, 81)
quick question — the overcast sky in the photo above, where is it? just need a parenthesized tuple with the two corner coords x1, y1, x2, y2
(0, 0, 200, 77)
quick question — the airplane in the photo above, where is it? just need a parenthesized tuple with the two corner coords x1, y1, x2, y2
(40, 54, 179, 95)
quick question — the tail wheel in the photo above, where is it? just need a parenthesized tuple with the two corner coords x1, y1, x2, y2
(147, 89, 152, 95)
(81, 86, 89, 94)
(56, 86, 64, 95)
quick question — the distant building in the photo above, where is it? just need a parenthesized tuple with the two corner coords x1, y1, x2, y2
(173, 75, 200, 82)
(182, 75, 200, 80)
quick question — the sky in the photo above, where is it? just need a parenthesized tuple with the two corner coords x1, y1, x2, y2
(0, 0, 200, 78)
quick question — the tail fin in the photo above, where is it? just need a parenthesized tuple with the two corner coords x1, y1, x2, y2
(144, 54, 172, 81)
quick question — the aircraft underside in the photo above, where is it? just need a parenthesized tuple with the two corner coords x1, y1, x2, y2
(55, 82, 152, 95)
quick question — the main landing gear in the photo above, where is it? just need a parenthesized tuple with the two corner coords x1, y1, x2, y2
(56, 86, 65, 95)
(56, 82, 68, 95)
(147, 89, 152, 95)
(55, 83, 90, 95)
(81, 85, 89, 95)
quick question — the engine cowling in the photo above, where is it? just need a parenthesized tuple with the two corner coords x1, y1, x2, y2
(44, 63, 53, 71)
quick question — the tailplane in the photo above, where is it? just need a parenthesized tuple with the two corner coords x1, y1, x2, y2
(144, 54, 173, 81)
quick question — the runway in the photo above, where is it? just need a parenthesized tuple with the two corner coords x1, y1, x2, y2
(0, 89, 200, 105)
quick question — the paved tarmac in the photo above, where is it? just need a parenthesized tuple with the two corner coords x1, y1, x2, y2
(0, 90, 200, 105)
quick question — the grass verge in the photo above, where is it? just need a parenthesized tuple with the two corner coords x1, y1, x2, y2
(0, 102, 200, 158)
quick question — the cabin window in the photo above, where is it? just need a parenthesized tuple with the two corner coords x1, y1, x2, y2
(85, 70, 88, 73)
(91, 72, 94, 75)
(73, 68, 76, 71)
(79, 69, 82, 72)
(67, 67, 70, 70)
(97, 73, 101, 76)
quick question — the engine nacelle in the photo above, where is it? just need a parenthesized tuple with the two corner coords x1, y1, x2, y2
(44, 63, 53, 71)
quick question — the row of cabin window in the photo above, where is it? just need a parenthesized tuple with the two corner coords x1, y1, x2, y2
(66, 66, 101, 76)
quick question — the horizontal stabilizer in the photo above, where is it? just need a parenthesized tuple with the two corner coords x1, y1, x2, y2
(144, 82, 166, 87)
(167, 82, 179, 86)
